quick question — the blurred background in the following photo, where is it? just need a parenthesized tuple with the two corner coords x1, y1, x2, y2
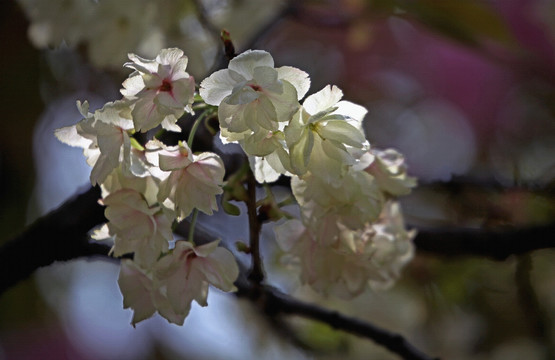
(1, 0, 555, 359)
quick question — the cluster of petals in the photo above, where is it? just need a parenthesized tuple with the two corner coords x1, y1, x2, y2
(185, 54, 421, 296)
(280, 146, 417, 296)
(55, 46, 418, 323)
(122, 48, 195, 132)
(291, 171, 384, 235)
(200, 50, 310, 142)
(55, 100, 135, 185)
(365, 148, 417, 196)
(199, 50, 374, 185)
(275, 202, 415, 297)
(91, 142, 230, 325)
(285, 85, 369, 183)
(118, 240, 239, 326)
(145, 140, 225, 220)
(54, 48, 238, 326)
(101, 188, 173, 267)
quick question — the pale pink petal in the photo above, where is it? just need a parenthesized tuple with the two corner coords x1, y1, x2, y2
(228, 50, 274, 79)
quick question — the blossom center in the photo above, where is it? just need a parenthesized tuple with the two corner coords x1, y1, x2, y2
(159, 79, 173, 92)
(248, 84, 262, 92)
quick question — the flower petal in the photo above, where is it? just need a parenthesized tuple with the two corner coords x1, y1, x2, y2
(199, 69, 244, 106)
(277, 66, 311, 100)
(303, 85, 343, 115)
(228, 50, 274, 79)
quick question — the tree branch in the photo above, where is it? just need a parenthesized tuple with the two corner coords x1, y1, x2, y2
(181, 228, 439, 359)
(2, 182, 555, 358)
(3, 184, 555, 297)
(239, 286, 439, 360)
(414, 224, 555, 260)
(0, 185, 439, 359)
(0, 186, 108, 294)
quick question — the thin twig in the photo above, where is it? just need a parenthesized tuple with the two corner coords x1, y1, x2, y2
(270, 291, 439, 360)
(245, 167, 265, 284)
(208, 0, 299, 72)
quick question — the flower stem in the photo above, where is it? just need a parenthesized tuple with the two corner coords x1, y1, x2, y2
(187, 110, 210, 149)
(188, 209, 199, 244)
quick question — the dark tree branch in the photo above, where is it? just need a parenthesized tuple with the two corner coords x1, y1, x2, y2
(414, 224, 555, 260)
(194, 237, 439, 359)
(3, 184, 555, 297)
(238, 286, 439, 360)
(1, 182, 554, 358)
(0, 185, 439, 359)
(421, 176, 555, 194)
(0, 186, 108, 294)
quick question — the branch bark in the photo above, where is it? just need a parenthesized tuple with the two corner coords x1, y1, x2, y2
(414, 224, 555, 260)
(0, 186, 108, 294)
(3, 184, 555, 358)
(232, 274, 438, 360)
(3, 185, 555, 295)
(3, 185, 555, 296)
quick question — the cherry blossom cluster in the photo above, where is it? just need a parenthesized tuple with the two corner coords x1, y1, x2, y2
(201, 50, 417, 297)
(56, 47, 416, 325)
(56, 48, 237, 325)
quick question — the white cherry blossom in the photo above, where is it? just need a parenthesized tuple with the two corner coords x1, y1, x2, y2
(285, 85, 369, 183)
(118, 240, 239, 326)
(55, 100, 134, 185)
(145, 140, 225, 219)
(118, 258, 188, 327)
(199, 50, 310, 142)
(102, 189, 174, 267)
(52, 46, 419, 326)
(153, 240, 239, 325)
(291, 170, 384, 232)
(118, 259, 159, 326)
(241, 128, 293, 183)
(122, 48, 195, 132)
(274, 201, 414, 298)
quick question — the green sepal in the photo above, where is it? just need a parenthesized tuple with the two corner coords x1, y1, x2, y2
(235, 241, 250, 254)
(129, 137, 145, 151)
(221, 196, 241, 216)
